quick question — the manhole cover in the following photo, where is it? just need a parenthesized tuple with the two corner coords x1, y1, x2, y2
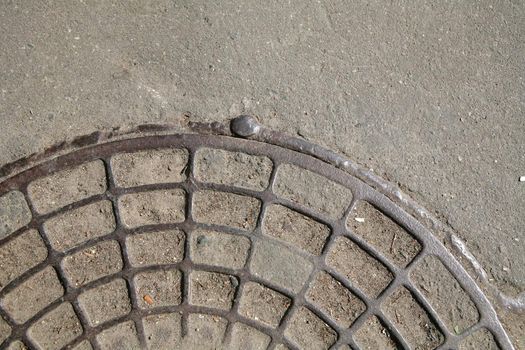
(0, 116, 513, 349)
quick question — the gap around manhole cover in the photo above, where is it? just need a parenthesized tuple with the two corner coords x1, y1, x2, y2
(0, 117, 514, 350)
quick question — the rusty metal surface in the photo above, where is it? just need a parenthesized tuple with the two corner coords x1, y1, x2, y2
(0, 117, 514, 349)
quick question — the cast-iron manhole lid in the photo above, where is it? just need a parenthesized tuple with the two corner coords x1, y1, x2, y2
(0, 116, 514, 349)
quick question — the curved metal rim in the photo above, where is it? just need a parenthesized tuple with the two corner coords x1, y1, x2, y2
(0, 118, 514, 350)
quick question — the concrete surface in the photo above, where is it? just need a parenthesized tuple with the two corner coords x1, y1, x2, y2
(0, 0, 523, 328)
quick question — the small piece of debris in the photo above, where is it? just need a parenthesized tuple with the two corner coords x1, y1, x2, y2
(390, 233, 397, 253)
(143, 294, 154, 305)
(355, 217, 365, 223)
(520, 176, 525, 182)
(196, 235, 208, 246)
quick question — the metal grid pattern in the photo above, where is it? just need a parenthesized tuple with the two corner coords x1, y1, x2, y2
(0, 119, 514, 350)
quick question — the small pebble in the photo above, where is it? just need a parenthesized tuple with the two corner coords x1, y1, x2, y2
(143, 294, 154, 305)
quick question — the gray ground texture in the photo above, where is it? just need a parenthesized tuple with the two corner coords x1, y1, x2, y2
(0, 0, 524, 346)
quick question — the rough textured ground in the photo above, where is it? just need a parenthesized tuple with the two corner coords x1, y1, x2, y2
(0, 0, 523, 347)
